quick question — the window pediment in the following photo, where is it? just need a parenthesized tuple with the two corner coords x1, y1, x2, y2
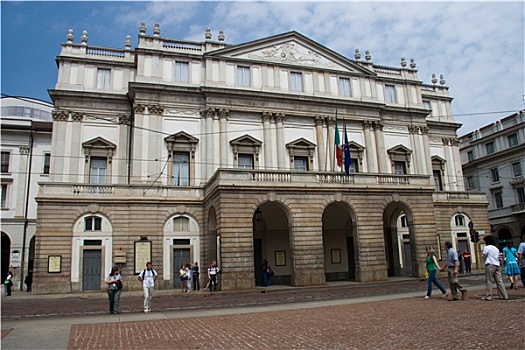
(230, 134, 262, 147)
(431, 155, 446, 164)
(286, 138, 316, 151)
(82, 137, 116, 151)
(164, 131, 199, 145)
(387, 144, 412, 156)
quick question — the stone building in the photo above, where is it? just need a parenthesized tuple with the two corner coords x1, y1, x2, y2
(460, 110, 525, 245)
(33, 24, 489, 293)
(1, 96, 53, 290)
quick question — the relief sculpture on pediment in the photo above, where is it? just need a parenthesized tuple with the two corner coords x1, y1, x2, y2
(248, 42, 337, 69)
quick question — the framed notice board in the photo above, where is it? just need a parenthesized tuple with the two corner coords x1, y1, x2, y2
(134, 240, 152, 274)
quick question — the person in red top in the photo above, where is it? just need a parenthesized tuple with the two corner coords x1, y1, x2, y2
(463, 250, 472, 273)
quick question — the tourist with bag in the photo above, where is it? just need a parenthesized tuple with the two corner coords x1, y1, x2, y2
(137, 262, 158, 313)
(105, 265, 123, 314)
(4, 271, 13, 296)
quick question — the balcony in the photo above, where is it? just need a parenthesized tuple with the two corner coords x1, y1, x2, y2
(432, 191, 488, 204)
(511, 203, 525, 213)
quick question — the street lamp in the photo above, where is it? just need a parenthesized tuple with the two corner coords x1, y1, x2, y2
(254, 208, 262, 222)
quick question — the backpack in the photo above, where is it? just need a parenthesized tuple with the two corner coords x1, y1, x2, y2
(138, 269, 156, 281)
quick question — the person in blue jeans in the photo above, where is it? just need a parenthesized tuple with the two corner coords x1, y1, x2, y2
(424, 245, 447, 299)
(262, 259, 270, 287)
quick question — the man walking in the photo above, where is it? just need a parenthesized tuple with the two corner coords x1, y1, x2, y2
(481, 235, 508, 301)
(518, 233, 525, 288)
(441, 241, 467, 301)
(137, 261, 158, 313)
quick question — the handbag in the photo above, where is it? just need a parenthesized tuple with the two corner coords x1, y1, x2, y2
(117, 280, 123, 290)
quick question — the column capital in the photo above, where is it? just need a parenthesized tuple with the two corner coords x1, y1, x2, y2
(19, 145, 29, 155)
(52, 110, 69, 121)
(274, 113, 285, 123)
(72, 112, 84, 122)
(373, 121, 384, 131)
(148, 104, 164, 115)
(218, 108, 229, 119)
(362, 119, 374, 129)
(133, 104, 146, 113)
(421, 126, 429, 135)
(200, 107, 215, 118)
(314, 115, 325, 126)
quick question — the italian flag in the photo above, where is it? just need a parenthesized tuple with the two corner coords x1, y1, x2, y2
(335, 123, 342, 167)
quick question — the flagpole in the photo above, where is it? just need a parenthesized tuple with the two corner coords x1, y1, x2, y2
(333, 110, 338, 172)
(324, 116, 329, 172)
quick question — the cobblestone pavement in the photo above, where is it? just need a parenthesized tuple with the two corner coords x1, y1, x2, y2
(1, 274, 489, 320)
(2, 274, 524, 350)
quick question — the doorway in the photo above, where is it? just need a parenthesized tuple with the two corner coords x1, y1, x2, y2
(173, 248, 190, 288)
(82, 250, 101, 291)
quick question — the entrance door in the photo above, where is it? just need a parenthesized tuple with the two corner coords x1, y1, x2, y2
(346, 237, 356, 280)
(1, 232, 11, 282)
(253, 239, 263, 286)
(173, 248, 190, 288)
(82, 250, 101, 291)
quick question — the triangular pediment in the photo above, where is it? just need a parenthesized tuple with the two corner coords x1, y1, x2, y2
(164, 131, 199, 144)
(82, 137, 116, 150)
(387, 144, 412, 155)
(431, 155, 446, 164)
(207, 31, 374, 76)
(348, 141, 364, 150)
(286, 137, 316, 149)
(230, 134, 262, 146)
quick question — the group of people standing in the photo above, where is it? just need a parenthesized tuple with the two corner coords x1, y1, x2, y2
(424, 234, 525, 302)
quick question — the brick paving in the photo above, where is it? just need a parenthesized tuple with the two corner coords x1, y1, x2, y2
(67, 295, 524, 350)
(2, 275, 524, 350)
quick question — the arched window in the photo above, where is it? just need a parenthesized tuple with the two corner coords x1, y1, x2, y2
(454, 215, 465, 227)
(173, 217, 190, 231)
(85, 216, 102, 231)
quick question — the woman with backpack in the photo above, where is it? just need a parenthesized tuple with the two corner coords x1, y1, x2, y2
(4, 271, 13, 296)
(105, 265, 122, 314)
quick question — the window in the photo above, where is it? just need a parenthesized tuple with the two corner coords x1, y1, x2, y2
(494, 191, 503, 209)
(467, 176, 475, 189)
(290, 72, 303, 92)
(400, 215, 408, 228)
(43, 153, 51, 175)
(490, 168, 500, 183)
(454, 215, 465, 226)
(433, 170, 443, 191)
(84, 216, 102, 231)
(294, 156, 308, 171)
(173, 152, 189, 186)
(1, 184, 7, 208)
(90, 157, 107, 184)
(173, 217, 190, 231)
(485, 141, 495, 154)
(1, 151, 10, 173)
(237, 154, 254, 169)
(96, 68, 111, 90)
(508, 133, 519, 147)
(512, 162, 522, 177)
(174, 61, 189, 83)
(385, 85, 396, 103)
(517, 187, 525, 204)
(237, 66, 250, 87)
(467, 151, 474, 162)
(338, 78, 351, 97)
(394, 161, 407, 175)
(423, 100, 431, 110)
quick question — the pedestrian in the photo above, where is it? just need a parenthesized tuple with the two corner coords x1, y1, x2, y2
(262, 259, 274, 287)
(440, 241, 467, 301)
(463, 250, 472, 274)
(24, 271, 33, 293)
(208, 260, 220, 292)
(518, 234, 525, 288)
(4, 271, 13, 296)
(185, 263, 192, 293)
(480, 235, 508, 301)
(192, 262, 200, 291)
(502, 241, 520, 290)
(458, 250, 464, 274)
(424, 246, 447, 299)
(137, 261, 158, 313)
(105, 265, 122, 314)
(179, 264, 187, 293)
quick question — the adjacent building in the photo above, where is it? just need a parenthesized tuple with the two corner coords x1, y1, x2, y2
(33, 24, 489, 294)
(1, 96, 53, 289)
(460, 110, 525, 244)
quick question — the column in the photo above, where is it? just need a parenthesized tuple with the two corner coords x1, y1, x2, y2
(314, 116, 326, 172)
(362, 120, 377, 173)
(408, 125, 420, 174)
(443, 138, 456, 191)
(219, 109, 229, 168)
(206, 108, 215, 179)
(70, 112, 83, 183)
(451, 138, 465, 191)
(131, 104, 146, 183)
(261, 112, 272, 169)
(374, 121, 388, 173)
(118, 115, 130, 185)
(421, 127, 432, 177)
(148, 105, 164, 184)
(50, 110, 68, 182)
(275, 113, 286, 170)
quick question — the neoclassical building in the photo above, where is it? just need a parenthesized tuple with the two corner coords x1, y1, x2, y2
(1, 97, 53, 290)
(34, 24, 489, 293)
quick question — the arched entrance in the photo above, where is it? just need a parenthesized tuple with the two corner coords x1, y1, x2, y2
(383, 203, 415, 277)
(322, 202, 357, 281)
(1, 232, 11, 282)
(253, 202, 292, 286)
(28, 235, 36, 273)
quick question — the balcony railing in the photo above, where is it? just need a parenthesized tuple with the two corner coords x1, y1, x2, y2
(511, 203, 525, 213)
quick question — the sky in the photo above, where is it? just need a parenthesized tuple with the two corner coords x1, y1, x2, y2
(1, 0, 524, 135)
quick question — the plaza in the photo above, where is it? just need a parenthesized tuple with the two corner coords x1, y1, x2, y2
(2, 275, 523, 349)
